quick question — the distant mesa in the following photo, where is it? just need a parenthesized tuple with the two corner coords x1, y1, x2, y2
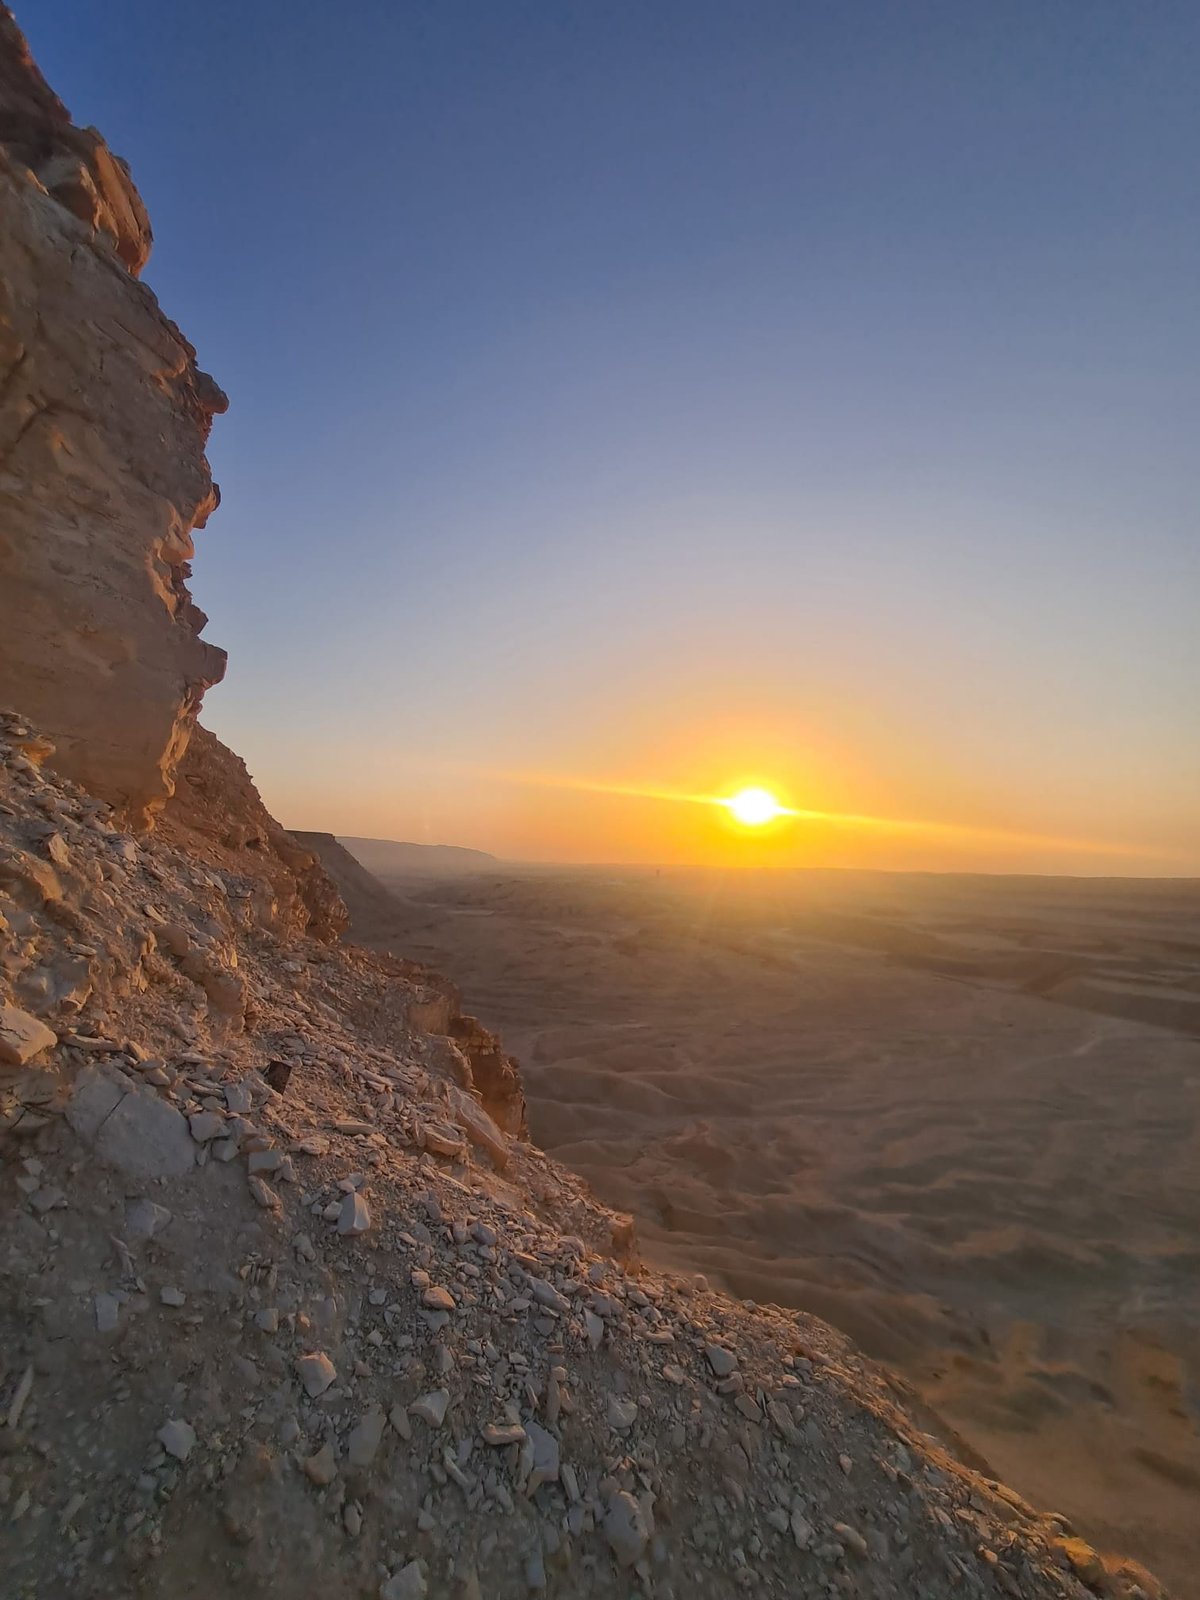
(338, 836, 497, 877)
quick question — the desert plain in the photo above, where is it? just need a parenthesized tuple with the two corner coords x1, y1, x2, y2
(319, 847, 1200, 1595)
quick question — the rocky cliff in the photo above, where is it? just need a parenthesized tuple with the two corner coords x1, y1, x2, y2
(0, 13, 1166, 1600)
(0, 6, 227, 828)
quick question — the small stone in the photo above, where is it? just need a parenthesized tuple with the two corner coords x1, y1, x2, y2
(255, 1307, 280, 1333)
(409, 1390, 450, 1427)
(124, 1198, 172, 1242)
(159, 1286, 186, 1307)
(248, 1176, 280, 1210)
(188, 1111, 224, 1143)
(295, 1352, 337, 1397)
(482, 1422, 526, 1447)
(705, 1344, 738, 1378)
(380, 1560, 427, 1600)
(661, 1364, 686, 1385)
(790, 1509, 814, 1549)
(389, 1404, 413, 1440)
(834, 1522, 869, 1560)
(157, 1418, 196, 1461)
(584, 1310, 604, 1349)
(6, 1366, 34, 1430)
(524, 1420, 560, 1490)
(347, 1407, 385, 1469)
(224, 1081, 253, 1114)
(343, 1501, 363, 1537)
(337, 1192, 372, 1235)
(529, 1278, 569, 1315)
(303, 1441, 338, 1486)
(603, 1490, 648, 1567)
(94, 1292, 120, 1334)
(422, 1285, 456, 1312)
(606, 1395, 638, 1433)
(247, 1148, 283, 1174)
(211, 1137, 240, 1162)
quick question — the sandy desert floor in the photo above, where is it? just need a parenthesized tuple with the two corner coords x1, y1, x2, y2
(332, 859, 1200, 1594)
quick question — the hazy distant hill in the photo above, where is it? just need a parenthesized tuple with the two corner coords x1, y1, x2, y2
(338, 835, 497, 877)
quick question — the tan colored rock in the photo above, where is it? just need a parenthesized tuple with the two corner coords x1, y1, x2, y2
(0, 1004, 57, 1067)
(0, 10, 226, 828)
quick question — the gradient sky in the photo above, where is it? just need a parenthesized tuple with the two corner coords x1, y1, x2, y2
(30, 1, 1200, 871)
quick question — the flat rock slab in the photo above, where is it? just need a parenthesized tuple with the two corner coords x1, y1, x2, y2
(0, 1003, 57, 1067)
(65, 1065, 195, 1180)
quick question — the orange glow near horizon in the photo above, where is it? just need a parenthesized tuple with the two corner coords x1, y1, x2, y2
(476, 765, 1172, 866)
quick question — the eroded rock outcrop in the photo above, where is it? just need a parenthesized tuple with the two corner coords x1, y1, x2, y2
(160, 725, 349, 945)
(0, 6, 226, 828)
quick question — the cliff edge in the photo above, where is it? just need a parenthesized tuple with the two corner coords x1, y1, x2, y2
(0, 6, 227, 828)
(0, 12, 1165, 1600)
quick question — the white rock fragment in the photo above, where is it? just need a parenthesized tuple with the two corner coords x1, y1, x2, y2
(337, 1191, 372, 1235)
(157, 1418, 196, 1461)
(604, 1490, 649, 1567)
(409, 1390, 450, 1428)
(790, 1508, 815, 1549)
(159, 1286, 186, 1307)
(606, 1395, 638, 1433)
(124, 1198, 172, 1242)
(422, 1285, 456, 1312)
(529, 1278, 569, 1315)
(94, 1292, 120, 1334)
(6, 1365, 34, 1429)
(224, 1080, 253, 1114)
(67, 1066, 195, 1179)
(347, 1406, 385, 1469)
(380, 1561, 427, 1600)
(188, 1110, 224, 1143)
(524, 1419, 560, 1491)
(705, 1343, 738, 1378)
(584, 1310, 604, 1349)
(295, 1351, 337, 1397)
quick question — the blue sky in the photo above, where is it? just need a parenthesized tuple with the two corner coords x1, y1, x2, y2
(27, 1, 1200, 867)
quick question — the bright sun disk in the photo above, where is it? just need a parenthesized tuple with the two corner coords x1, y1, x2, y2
(725, 787, 786, 826)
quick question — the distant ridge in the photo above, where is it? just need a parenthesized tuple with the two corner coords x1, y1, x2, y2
(339, 834, 497, 876)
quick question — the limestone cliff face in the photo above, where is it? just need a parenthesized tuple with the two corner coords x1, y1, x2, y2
(0, 7, 227, 828)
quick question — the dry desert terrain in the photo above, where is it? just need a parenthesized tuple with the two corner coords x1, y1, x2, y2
(319, 853, 1200, 1595)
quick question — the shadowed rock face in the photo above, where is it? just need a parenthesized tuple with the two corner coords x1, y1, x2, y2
(0, 6, 226, 828)
(160, 726, 350, 945)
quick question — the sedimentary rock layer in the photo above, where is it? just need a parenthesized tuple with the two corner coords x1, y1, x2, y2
(0, 6, 226, 827)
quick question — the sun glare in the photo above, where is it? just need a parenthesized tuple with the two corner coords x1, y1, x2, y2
(724, 787, 786, 826)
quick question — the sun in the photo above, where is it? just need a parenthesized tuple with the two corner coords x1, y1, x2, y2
(724, 786, 787, 826)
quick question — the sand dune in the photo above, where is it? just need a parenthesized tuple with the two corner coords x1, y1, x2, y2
(319, 855, 1200, 1595)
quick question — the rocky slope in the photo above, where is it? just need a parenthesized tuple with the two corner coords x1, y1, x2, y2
(0, 711, 1159, 1600)
(0, 11, 1168, 1600)
(0, 7, 227, 828)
